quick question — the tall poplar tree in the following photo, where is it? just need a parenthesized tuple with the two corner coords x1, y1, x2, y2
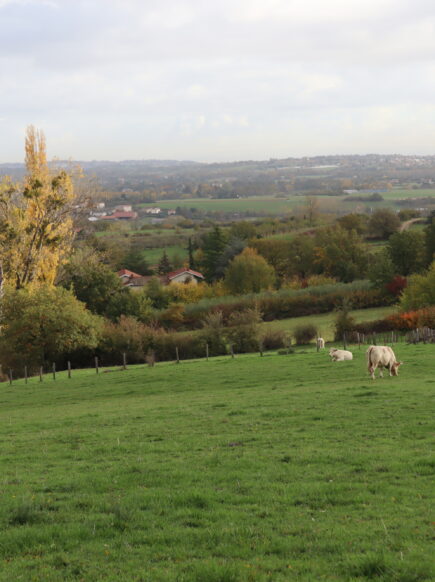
(0, 126, 76, 289)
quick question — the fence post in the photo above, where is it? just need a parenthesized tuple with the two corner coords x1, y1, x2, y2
(9, 369, 12, 385)
(357, 332, 361, 349)
(206, 343, 209, 361)
(52, 363, 56, 381)
(175, 346, 180, 364)
(259, 341, 264, 357)
(122, 352, 127, 370)
(95, 356, 99, 374)
(24, 366, 28, 384)
(343, 332, 347, 350)
(68, 361, 71, 379)
(230, 344, 234, 359)
(39, 366, 43, 382)
(316, 338, 319, 353)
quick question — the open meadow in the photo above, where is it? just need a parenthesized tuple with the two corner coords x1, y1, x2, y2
(0, 346, 433, 581)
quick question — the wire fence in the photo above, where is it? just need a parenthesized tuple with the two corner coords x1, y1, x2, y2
(2, 328, 434, 384)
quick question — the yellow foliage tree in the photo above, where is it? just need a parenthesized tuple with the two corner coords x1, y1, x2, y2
(0, 126, 76, 289)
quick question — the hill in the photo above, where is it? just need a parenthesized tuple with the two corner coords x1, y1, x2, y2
(0, 347, 433, 581)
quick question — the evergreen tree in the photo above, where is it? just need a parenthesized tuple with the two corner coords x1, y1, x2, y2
(187, 237, 195, 269)
(158, 251, 172, 275)
(201, 226, 227, 282)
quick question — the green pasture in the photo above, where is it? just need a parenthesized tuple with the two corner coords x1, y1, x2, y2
(151, 198, 300, 215)
(0, 346, 433, 581)
(263, 306, 397, 342)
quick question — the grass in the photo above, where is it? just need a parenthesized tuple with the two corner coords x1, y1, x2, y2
(0, 346, 433, 581)
(264, 305, 397, 342)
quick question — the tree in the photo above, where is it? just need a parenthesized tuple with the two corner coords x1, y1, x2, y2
(215, 237, 246, 279)
(187, 237, 195, 269)
(337, 213, 368, 235)
(314, 226, 368, 282)
(229, 221, 257, 240)
(368, 249, 395, 290)
(424, 214, 435, 265)
(224, 247, 275, 294)
(0, 285, 102, 370)
(60, 246, 124, 314)
(304, 196, 320, 226)
(368, 209, 400, 240)
(201, 225, 227, 282)
(400, 262, 435, 311)
(225, 307, 262, 353)
(123, 249, 153, 275)
(0, 127, 78, 288)
(158, 251, 172, 275)
(387, 231, 426, 276)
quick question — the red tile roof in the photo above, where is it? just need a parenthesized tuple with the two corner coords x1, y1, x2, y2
(117, 269, 142, 279)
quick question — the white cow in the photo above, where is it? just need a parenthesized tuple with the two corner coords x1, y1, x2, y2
(366, 345, 403, 380)
(329, 347, 353, 361)
(316, 337, 325, 350)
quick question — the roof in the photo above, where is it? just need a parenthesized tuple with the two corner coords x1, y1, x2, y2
(117, 269, 142, 278)
(102, 211, 138, 220)
(167, 268, 205, 280)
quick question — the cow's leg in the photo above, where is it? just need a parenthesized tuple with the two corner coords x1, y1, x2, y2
(369, 365, 375, 380)
(379, 367, 383, 378)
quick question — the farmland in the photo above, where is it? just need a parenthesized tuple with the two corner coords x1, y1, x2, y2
(0, 346, 433, 581)
(263, 305, 397, 342)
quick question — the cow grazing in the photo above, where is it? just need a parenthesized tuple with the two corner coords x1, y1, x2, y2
(329, 348, 353, 361)
(316, 337, 325, 350)
(366, 345, 402, 380)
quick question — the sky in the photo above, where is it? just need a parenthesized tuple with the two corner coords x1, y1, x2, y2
(1, 0, 435, 162)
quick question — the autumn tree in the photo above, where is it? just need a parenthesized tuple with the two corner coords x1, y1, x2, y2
(0, 127, 78, 289)
(224, 247, 275, 294)
(387, 231, 426, 276)
(314, 226, 368, 282)
(158, 251, 172, 275)
(368, 208, 400, 240)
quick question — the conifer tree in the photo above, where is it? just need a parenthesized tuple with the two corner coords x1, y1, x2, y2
(158, 250, 172, 274)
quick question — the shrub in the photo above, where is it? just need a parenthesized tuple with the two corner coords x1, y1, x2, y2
(293, 324, 317, 345)
(260, 328, 289, 350)
(225, 308, 262, 353)
(199, 311, 227, 356)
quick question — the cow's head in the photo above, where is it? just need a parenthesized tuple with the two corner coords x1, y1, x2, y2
(329, 348, 337, 355)
(391, 361, 403, 376)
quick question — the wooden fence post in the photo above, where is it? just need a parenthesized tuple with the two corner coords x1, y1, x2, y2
(230, 344, 234, 359)
(39, 366, 43, 382)
(343, 332, 347, 350)
(95, 356, 99, 374)
(24, 366, 28, 384)
(206, 343, 209, 361)
(9, 369, 12, 385)
(122, 352, 127, 370)
(259, 341, 264, 357)
(52, 363, 56, 381)
(68, 361, 71, 379)
(175, 347, 180, 364)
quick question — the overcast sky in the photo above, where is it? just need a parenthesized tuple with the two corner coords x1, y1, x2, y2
(1, 0, 435, 162)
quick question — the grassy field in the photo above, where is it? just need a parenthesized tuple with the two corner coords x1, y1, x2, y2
(0, 346, 433, 581)
(263, 306, 397, 342)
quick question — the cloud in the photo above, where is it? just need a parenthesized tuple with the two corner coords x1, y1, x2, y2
(1, 0, 435, 161)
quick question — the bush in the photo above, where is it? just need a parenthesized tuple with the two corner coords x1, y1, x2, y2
(260, 328, 290, 350)
(198, 311, 227, 356)
(293, 324, 317, 345)
(225, 308, 262, 353)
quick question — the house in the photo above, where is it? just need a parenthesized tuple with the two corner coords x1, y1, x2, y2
(115, 204, 132, 212)
(117, 269, 142, 284)
(165, 268, 205, 285)
(102, 210, 138, 220)
(144, 207, 161, 215)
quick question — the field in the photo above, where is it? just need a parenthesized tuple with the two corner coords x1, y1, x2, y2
(1, 346, 433, 581)
(151, 190, 435, 217)
(263, 306, 397, 342)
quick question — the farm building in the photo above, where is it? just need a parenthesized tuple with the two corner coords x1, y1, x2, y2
(117, 268, 205, 290)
